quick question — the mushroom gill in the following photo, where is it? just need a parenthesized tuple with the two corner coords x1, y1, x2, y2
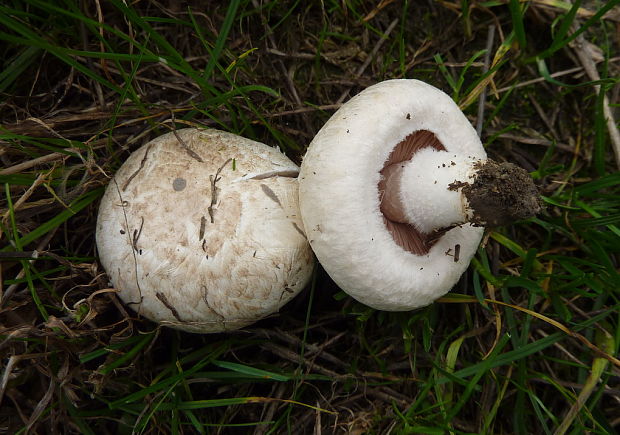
(378, 130, 445, 255)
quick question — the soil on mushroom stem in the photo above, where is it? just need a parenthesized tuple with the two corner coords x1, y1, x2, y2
(462, 160, 542, 227)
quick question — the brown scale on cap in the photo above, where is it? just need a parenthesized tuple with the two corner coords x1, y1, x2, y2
(378, 130, 445, 255)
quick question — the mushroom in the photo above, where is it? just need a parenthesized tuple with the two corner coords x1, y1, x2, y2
(298, 79, 540, 310)
(96, 128, 314, 333)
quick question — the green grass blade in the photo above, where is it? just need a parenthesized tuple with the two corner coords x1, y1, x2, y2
(202, 1, 241, 79)
(212, 360, 289, 381)
(537, 0, 619, 59)
(2, 188, 103, 251)
(508, 0, 526, 48)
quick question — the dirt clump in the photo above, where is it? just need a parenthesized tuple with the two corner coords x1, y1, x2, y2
(462, 160, 542, 227)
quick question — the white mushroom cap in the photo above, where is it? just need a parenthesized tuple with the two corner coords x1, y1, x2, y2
(298, 79, 486, 311)
(96, 128, 314, 333)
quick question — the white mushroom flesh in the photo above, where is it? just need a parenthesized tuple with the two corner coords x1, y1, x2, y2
(391, 147, 479, 234)
(298, 79, 486, 310)
(96, 128, 314, 332)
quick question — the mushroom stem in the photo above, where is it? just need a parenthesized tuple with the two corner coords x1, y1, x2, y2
(380, 147, 541, 234)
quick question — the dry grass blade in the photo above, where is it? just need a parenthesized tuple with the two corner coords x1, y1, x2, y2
(0, 153, 67, 176)
(0, 355, 20, 406)
(25, 378, 54, 432)
(336, 18, 399, 104)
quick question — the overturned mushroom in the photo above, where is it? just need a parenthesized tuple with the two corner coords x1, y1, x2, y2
(96, 128, 314, 333)
(298, 79, 540, 311)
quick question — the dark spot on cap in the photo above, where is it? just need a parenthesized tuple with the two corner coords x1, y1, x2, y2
(406, 113, 411, 120)
(173, 177, 187, 191)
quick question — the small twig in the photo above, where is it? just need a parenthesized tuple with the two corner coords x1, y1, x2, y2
(571, 34, 620, 168)
(476, 25, 495, 136)
(2, 110, 140, 135)
(199, 216, 207, 240)
(261, 342, 344, 379)
(25, 377, 55, 433)
(366, 387, 410, 407)
(122, 144, 153, 191)
(262, 104, 342, 118)
(113, 179, 142, 306)
(336, 18, 399, 104)
(1, 172, 48, 221)
(362, 0, 397, 22)
(166, 119, 204, 162)
(155, 292, 182, 322)
(488, 132, 577, 154)
(207, 158, 232, 224)
(494, 56, 620, 93)
(132, 216, 144, 253)
(254, 328, 349, 370)
(265, 48, 315, 60)
(78, 17, 105, 109)
(200, 285, 226, 321)
(0, 355, 19, 408)
(250, 0, 313, 135)
(0, 153, 67, 176)
(254, 383, 287, 435)
(528, 94, 560, 139)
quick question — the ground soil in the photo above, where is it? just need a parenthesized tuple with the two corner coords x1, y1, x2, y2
(462, 159, 543, 227)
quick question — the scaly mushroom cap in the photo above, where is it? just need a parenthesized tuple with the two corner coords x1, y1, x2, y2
(298, 79, 486, 311)
(96, 128, 314, 332)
